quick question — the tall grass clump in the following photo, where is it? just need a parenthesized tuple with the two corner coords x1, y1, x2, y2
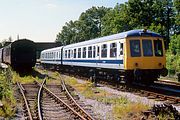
(0, 67, 16, 117)
(12, 71, 35, 84)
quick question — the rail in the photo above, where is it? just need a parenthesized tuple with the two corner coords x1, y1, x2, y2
(60, 76, 95, 120)
(35, 80, 87, 120)
(37, 79, 46, 120)
(17, 82, 33, 120)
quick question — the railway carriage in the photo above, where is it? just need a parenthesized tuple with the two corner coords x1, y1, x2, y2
(41, 46, 63, 68)
(40, 29, 168, 84)
(3, 39, 36, 70)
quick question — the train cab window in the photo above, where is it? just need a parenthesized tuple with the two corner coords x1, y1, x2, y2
(93, 46, 96, 58)
(101, 44, 107, 58)
(83, 47, 86, 58)
(74, 49, 76, 58)
(142, 40, 153, 56)
(154, 40, 163, 56)
(120, 43, 123, 55)
(130, 40, 141, 57)
(97, 46, 100, 56)
(68, 50, 70, 58)
(78, 48, 81, 58)
(88, 46, 92, 58)
(110, 43, 117, 57)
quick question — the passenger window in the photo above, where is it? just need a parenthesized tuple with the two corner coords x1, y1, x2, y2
(71, 50, 73, 58)
(101, 44, 107, 58)
(154, 40, 163, 56)
(68, 50, 70, 58)
(74, 49, 76, 58)
(120, 43, 123, 55)
(93, 46, 96, 58)
(142, 40, 153, 56)
(110, 43, 117, 57)
(130, 40, 141, 57)
(97, 46, 100, 56)
(88, 46, 92, 58)
(65, 50, 67, 58)
(83, 47, 86, 58)
(59, 52, 61, 58)
(78, 48, 81, 58)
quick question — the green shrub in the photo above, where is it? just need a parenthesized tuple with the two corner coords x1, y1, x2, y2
(166, 34, 180, 75)
(0, 67, 16, 117)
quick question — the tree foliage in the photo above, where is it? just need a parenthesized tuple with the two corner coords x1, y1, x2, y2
(56, 6, 109, 45)
(56, 0, 179, 47)
(166, 34, 180, 74)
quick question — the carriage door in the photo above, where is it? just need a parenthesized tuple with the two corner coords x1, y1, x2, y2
(118, 40, 124, 69)
(96, 45, 100, 66)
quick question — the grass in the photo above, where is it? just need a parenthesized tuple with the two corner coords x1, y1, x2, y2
(63, 75, 150, 119)
(112, 103, 149, 120)
(0, 67, 16, 117)
(12, 72, 35, 84)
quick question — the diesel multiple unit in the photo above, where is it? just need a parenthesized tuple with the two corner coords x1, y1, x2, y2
(40, 29, 168, 84)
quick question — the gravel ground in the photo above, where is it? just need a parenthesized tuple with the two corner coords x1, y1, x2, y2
(73, 78, 180, 119)
(77, 93, 113, 120)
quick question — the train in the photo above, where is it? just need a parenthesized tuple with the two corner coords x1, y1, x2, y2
(40, 29, 168, 84)
(0, 39, 36, 70)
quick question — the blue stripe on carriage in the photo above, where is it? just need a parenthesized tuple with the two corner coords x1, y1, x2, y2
(41, 59, 123, 64)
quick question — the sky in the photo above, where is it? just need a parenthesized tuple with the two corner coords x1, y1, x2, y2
(0, 0, 128, 42)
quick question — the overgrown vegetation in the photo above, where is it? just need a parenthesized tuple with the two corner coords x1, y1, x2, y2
(166, 34, 180, 76)
(64, 75, 150, 119)
(0, 67, 16, 117)
(12, 72, 36, 84)
(113, 103, 149, 120)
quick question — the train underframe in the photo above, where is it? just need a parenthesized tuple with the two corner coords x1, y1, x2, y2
(41, 63, 167, 85)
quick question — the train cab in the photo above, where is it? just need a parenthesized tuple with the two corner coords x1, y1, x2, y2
(124, 30, 167, 82)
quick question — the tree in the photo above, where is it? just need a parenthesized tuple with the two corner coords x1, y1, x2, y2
(166, 34, 180, 74)
(101, 3, 133, 36)
(174, 0, 180, 34)
(56, 6, 109, 44)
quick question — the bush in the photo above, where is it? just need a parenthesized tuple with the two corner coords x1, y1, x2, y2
(166, 34, 180, 75)
(0, 68, 16, 117)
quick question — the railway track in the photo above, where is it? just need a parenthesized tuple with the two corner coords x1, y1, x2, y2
(99, 80, 180, 105)
(58, 71, 180, 106)
(17, 78, 95, 120)
(157, 79, 180, 86)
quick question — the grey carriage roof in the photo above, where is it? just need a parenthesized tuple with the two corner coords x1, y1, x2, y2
(64, 29, 162, 49)
(41, 46, 63, 53)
